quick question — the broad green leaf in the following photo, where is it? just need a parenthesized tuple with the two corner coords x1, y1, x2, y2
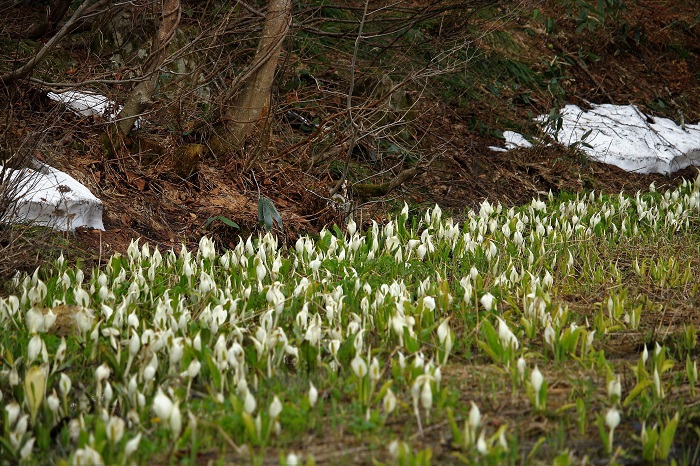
(258, 196, 283, 232)
(657, 413, 679, 460)
(642, 425, 659, 461)
(241, 411, 259, 443)
(404, 327, 420, 353)
(477, 340, 500, 363)
(623, 379, 651, 406)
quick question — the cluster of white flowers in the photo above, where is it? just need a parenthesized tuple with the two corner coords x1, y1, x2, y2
(0, 176, 699, 462)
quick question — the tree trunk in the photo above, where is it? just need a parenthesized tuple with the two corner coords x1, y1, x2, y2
(209, 0, 292, 156)
(114, 0, 180, 136)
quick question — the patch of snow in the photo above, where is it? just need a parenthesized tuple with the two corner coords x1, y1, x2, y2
(489, 131, 532, 152)
(504, 131, 533, 149)
(47, 90, 141, 128)
(1, 163, 104, 231)
(490, 104, 700, 175)
(543, 104, 700, 174)
(48, 90, 120, 119)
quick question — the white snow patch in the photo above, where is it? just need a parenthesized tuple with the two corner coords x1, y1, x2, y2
(488, 131, 533, 152)
(47, 90, 140, 128)
(504, 131, 533, 149)
(48, 90, 120, 119)
(490, 103, 700, 175)
(1, 163, 104, 231)
(544, 104, 700, 174)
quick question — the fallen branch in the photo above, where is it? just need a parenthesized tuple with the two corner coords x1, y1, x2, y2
(352, 166, 418, 200)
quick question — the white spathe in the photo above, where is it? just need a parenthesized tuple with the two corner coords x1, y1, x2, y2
(1, 163, 104, 231)
(491, 104, 700, 175)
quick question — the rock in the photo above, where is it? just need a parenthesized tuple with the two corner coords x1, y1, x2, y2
(1, 162, 104, 231)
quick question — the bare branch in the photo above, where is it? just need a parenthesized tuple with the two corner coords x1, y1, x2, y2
(0, 0, 111, 86)
(329, 0, 370, 197)
(28, 76, 149, 89)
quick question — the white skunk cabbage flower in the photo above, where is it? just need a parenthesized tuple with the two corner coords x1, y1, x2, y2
(308, 383, 318, 408)
(351, 355, 368, 378)
(480, 293, 494, 312)
(269, 395, 283, 419)
(383, 389, 396, 414)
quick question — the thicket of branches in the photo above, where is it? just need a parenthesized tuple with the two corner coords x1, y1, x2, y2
(0, 0, 496, 257)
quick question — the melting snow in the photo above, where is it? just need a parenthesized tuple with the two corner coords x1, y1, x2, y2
(1, 163, 104, 231)
(491, 104, 700, 175)
(47, 90, 140, 128)
(489, 131, 533, 152)
(48, 90, 121, 119)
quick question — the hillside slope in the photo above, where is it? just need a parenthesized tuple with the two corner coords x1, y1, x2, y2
(0, 0, 698, 261)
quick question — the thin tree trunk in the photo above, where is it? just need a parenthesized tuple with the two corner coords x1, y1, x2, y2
(115, 0, 181, 136)
(209, 0, 292, 155)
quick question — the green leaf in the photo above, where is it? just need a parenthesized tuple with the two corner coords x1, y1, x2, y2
(404, 327, 420, 353)
(642, 425, 659, 461)
(301, 341, 318, 374)
(623, 379, 651, 406)
(0, 436, 17, 460)
(445, 408, 461, 447)
(415, 448, 432, 465)
(596, 414, 609, 452)
(242, 411, 259, 443)
(480, 319, 503, 361)
(657, 413, 679, 460)
(477, 339, 500, 364)
(258, 196, 283, 232)
(553, 450, 571, 466)
(337, 333, 357, 366)
(204, 215, 240, 230)
(203, 350, 222, 390)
